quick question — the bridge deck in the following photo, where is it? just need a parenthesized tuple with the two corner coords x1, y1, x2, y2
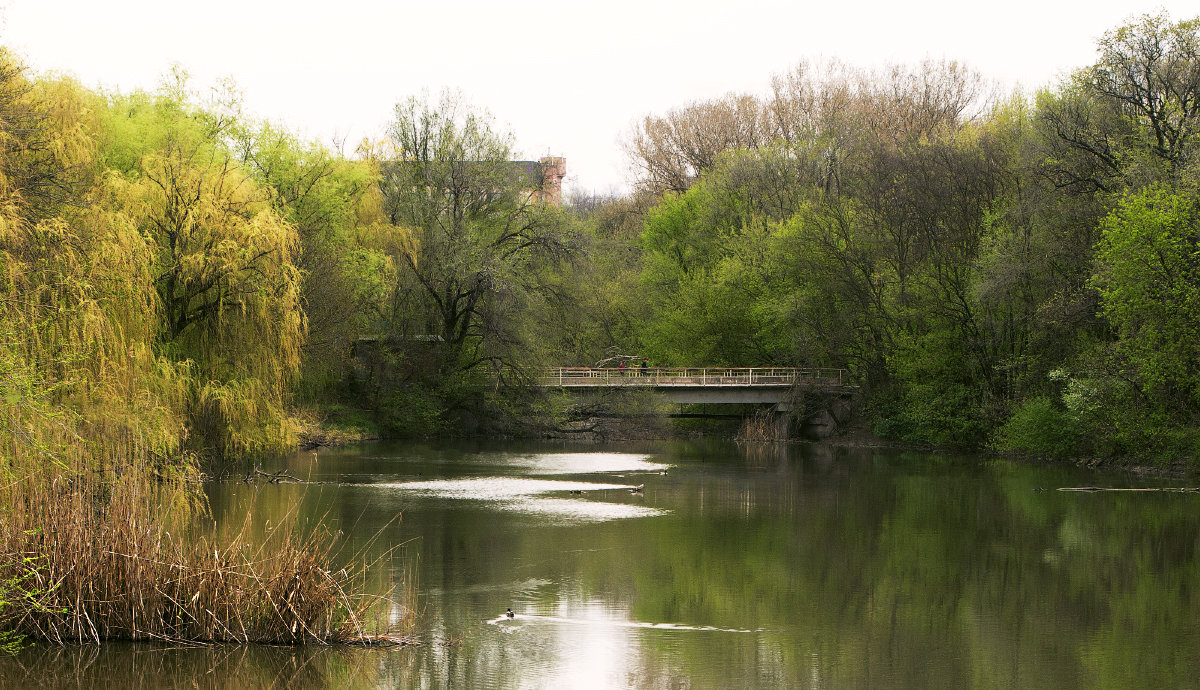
(540, 367, 850, 390)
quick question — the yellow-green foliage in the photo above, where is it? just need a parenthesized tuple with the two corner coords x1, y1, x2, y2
(0, 49, 305, 470)
(133, 145, 305, 458)
(0, 55, 183, 478)
(236, 128, 405, 397)
(0, 50, 413, 648)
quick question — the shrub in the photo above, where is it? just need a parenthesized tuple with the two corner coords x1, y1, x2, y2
(993, 396, 1082, 458)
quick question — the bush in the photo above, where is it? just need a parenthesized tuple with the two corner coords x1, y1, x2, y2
(871, 383, 988, 448)
(378, 384, 446, 437)
(993, 396, 1082, 458)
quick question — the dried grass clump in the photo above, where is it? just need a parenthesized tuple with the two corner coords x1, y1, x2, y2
(736, 408, 783, 443)
(0, 474, 404, 646)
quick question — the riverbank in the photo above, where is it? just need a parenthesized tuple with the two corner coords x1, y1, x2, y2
(529, 407, 1200, 481)
(291, 406, 379, 451)
(824, 422, 1200, 480)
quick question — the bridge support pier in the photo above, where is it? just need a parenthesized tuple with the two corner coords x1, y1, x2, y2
(772, 402, 793, 440)
(773, 411, 792, 439)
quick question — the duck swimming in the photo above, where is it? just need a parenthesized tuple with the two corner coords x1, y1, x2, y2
(506, 608, 515, 618)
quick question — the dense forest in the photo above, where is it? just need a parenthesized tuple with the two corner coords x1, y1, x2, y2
(0, 11, 1198, 645)
(592, 12, 1200, 461)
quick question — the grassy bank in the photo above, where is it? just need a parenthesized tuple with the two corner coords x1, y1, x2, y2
(291, 405, 379, 451)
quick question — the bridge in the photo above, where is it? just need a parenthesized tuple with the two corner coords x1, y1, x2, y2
(539, 367, 853, 405)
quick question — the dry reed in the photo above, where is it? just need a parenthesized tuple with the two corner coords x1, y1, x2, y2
(0, 472, 407, 646)
(736, 408, 783, 443)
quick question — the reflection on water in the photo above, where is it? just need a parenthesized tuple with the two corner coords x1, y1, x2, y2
(493, 497, 665, 522)
(380, 477, 635, 498)
(379, 472, 667, 522)
(502, 452, 669, 475)
(0, 643, 382, 689)
(486, 612, 760, 633)
(7, 439, 1200, 689)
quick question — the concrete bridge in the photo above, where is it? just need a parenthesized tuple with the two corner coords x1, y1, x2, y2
(540, 367, 854, 437)
(539, 367, 852, 404)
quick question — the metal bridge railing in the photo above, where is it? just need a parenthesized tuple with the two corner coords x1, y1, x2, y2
(539, 367, 850, 389)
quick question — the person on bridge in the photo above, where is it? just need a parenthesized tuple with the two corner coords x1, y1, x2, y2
(641, 358, 648, 372)
(619, 360, 626, 376)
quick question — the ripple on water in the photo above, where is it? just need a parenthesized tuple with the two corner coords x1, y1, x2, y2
(504, 452, 669, 475)
(375, 477, 667, 523)
(497, 497, 665, 522)
(485, 613, 760, 633)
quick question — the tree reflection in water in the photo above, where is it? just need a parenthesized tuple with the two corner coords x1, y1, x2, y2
(8, 440, 1200, 689)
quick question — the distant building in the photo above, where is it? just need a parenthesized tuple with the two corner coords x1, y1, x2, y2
(516, 156, 566, 206)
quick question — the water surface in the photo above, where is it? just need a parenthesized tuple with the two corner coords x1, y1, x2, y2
(6, 440, 1200, 688)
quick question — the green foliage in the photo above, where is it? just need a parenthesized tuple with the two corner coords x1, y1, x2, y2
(615, 12, 1200, 458)
(641, 188, 715, 278)
(637, 153, 810, 367)
(993, 396, 1081, 457)
(379, 384, 448, 437)
(874, 330, 991, 447)
(1093, 185, 1200, 419)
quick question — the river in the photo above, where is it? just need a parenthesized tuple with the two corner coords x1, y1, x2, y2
(4, 439, 1200, 688)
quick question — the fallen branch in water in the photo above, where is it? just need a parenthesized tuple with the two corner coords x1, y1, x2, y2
(347, 633, 420, 647)
(1057, 487, 1200, 492)
(252, 468, 304, 482)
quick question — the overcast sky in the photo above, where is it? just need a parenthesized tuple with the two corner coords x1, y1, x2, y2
(1, 1, 1196, 195)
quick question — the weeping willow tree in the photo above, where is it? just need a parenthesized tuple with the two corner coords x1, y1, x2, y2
(137, 145, 304, 458)
(91, 79, 307, 461)
(1, 53, 307, 472)
(0, 50, 188, 478)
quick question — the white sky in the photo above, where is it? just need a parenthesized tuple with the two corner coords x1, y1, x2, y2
(1, 1, 1196, 196)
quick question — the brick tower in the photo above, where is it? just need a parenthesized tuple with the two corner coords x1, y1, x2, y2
(538, 156, 566, 206)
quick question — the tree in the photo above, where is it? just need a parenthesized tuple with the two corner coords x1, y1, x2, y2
(626, 93, 772, 194)
(237, 123, 398, 395)
(536, 191, 656, 365)
(1037, 13, 1200, 193)
(98, 86, 305, 459)
(380, 91, 570, 379)
(1091, 14, 1200, 174)
(1093, 185, 1200, 420)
